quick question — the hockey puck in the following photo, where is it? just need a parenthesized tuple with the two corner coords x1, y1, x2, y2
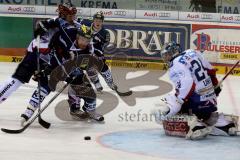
(84, 136, 91, 140)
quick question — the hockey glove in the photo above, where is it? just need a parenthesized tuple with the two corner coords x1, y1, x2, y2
(34, 22, 48, 38)
(32, 70, 46, 81)
(214, 85, 222, 97)
(32, 66, 52, 81)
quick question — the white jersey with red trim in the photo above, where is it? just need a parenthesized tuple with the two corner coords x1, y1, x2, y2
(169, 49, 216, 102)
(27, 37, 52, 64)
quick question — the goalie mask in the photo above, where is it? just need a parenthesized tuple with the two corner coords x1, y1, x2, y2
(160, 42, 181, 64)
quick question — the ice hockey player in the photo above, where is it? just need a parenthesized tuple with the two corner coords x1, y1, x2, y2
(0, 37, 52, 105)
(154, 42, 238, 140)
(20, 2, 80, 125)
(80, 11, 117, 92)
(0, 3, 79, 106)
(66, 25, 104, 122)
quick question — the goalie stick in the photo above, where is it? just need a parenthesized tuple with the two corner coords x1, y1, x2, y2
(1, 80, 71, 134)
(36, 36, 51, 129)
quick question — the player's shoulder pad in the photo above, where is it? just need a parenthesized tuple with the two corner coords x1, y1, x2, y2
(97, 27, 108, 37)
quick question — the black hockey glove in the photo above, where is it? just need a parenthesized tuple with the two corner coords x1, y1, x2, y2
(32, 70, 46, 81)
(34, 22, 48, 38)
(65, 76, 74, 84)
(214, 86, 222, 97)
(32, 66, 52, 81)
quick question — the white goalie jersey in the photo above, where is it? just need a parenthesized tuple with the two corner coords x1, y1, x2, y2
(169, 49, 217, 103)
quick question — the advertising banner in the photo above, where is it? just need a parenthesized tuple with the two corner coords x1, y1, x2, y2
(179, 12, 220, 22)
(45, 6, 91, 16)
(217, 0, 240, 14)
(0, 4, 45, 15)
(191, 24, 240, 64)
(71, 0, 135, 9)
(220, 13, 240, 23)
(0, 0, 135, 9)
(104, 21, 190, 60)
(136, 0, 191, 12)
(92, 8, 135, 19)
(136, 10, 178, 20)
(32, 18, 190, 61)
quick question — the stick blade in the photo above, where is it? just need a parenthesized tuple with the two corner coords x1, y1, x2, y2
(1, 127, 25, 134)
(38, 116, 51, 129)
(1, 123, 31, 134)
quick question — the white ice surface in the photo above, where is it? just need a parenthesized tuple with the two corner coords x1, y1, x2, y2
(0, 62, 239, 160)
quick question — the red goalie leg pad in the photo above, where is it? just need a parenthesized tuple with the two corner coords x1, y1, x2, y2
(162, 116, 190, 137)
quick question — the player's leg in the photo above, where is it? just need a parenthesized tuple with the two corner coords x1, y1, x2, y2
(82, 97, 104, 122)
(181, 99, 217, 140)
(210, 113, 238, 136)
(0, 51, 37, 103)
(66, 68, 91, 120)
(67, 70, 104, 122)
(87, 68, 103, 92)
(20, 76, 51, 126)
(186, 115, 213, 140)
(100, 62, 117, 90)
(68, 85, 90, 120)
(0, 77, 23, 103)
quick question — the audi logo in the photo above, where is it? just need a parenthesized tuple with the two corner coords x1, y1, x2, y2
(201, 14, 212, 19)
(23, 7, 36, 13)
(235, 16, 240, 21)
(158, 13, 170, 17)
(114, 11, 127, 16)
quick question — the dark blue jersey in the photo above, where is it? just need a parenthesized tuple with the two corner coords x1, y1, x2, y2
(80, 18, 109, 52)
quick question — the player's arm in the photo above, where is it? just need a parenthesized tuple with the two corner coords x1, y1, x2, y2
(34, 18, 59, 38)
(170, 61, 195, 101)
(196, 52, 221, 95)
(164, 62, 195, 117)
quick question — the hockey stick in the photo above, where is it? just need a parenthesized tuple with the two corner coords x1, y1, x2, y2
(216, 60, 240, 88)
(36, 36, 51, 129)
(1, 81, 71, 134)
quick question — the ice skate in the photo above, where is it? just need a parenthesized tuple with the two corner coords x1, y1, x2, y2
(20, 104, 37, 126)
(69, 105, 89, 120)
(82, 106, 104, 122)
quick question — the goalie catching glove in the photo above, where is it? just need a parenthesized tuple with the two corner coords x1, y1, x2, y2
(160, 94, 184, 119)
